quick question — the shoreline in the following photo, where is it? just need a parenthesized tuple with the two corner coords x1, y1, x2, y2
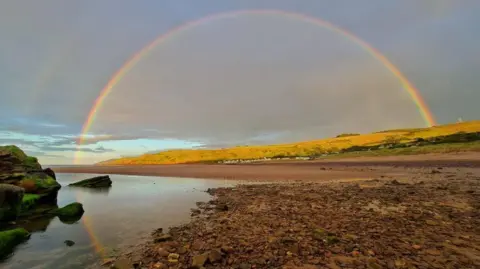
(53, 152, 480, 182)
(114, 164, 480, 269)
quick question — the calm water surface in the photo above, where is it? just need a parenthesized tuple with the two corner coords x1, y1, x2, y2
(2, 173, 237, 269)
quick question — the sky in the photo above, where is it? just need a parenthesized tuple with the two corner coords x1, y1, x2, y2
(0, 0, 479, 165)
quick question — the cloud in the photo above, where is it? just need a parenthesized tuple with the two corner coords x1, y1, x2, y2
(47, 134, 145, 146)
(0, 138, 39, 146)
(37, 122, 66, 128)
(36, 145, 114, 153)
(1, 1, 479, 164)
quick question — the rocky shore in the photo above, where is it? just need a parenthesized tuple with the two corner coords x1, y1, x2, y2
(0, 145, 85, 258)
(119, 167, 480, 269)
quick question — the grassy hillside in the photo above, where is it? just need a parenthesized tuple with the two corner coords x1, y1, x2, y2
(97, 121, 480, 165)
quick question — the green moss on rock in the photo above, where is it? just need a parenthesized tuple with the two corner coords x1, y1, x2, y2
(20, 194, 42, 211)
(0, 228, 30, 258)
(54, 202, 84, 217)
(25, 156, 41, 170)
(0, 145, 42, 170)
(0, 184, 24, 221)
(19, 175, 60, 193)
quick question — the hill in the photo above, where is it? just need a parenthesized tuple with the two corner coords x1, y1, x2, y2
(97, 121, 480, 165)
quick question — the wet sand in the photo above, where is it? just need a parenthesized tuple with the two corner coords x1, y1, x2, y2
(115, 162, 480, 269)
(54, 152, 480, 181)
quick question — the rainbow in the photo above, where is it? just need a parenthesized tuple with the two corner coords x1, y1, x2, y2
(73, 9, 437, 257)
(76, 10, 436, 161)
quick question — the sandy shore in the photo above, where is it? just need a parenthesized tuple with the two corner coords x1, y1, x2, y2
(112, 163, 480, 269)
(54, 152, 480, 181)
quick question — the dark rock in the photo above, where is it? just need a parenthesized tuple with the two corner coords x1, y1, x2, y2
(43, 168, 56, 180)
(221, 245, 234, 254)
(215, 203, 229, 211)
(154, 234, 172, 243)
(0, 184, 24, 221)
(325, 236, 340, 245)
(64, 240, 75, 247)
(69, 175, 112, 188)
(53, 202, 84, 218)
(208, 249, 223, 263)
(0, 228, 30, 258)
(389, 179, 406, 185)
(0, 145, 41, 181)
(0, 146, 60, 200)
(191, 208, 201, 216)
(280, 236, 297, 244)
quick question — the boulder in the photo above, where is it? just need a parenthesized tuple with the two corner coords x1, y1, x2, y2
(69, 175, 112, 188)
(0, 146, 60, 202)
(20, 193, 42, 212)
(53, 202, 84, 219)
(0, 228, 30, 258)
(43, 168, 56, 180)
(17, 173, 60, 197)
(0, 184, 24, 221)
(0, 145, 41, 181)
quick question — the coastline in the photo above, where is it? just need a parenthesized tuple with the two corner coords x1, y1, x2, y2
(53, 152, 480, 181)
(114, 164, 480, 269)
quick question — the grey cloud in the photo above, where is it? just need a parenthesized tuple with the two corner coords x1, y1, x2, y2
(49, 134, 145, 146)
(0, 1, 479, 164)
(37, 145, 114, 153)
(0, 138, 39, 146)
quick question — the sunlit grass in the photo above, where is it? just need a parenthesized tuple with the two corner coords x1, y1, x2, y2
(98, 120, 480, 165)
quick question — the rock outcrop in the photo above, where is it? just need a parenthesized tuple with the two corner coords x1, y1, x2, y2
(69, 175, 112, 188)
(0, 146, 61, 220)
(0, 184, 25, 221)
(0, 146, 60, 201)
(0, 228, 30, 258)
(53, 202, 84, 218)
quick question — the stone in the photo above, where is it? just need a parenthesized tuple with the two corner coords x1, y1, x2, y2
(112, 258, 132, 269)
(325, 236, 339, 245)
(394, 259, 407, 268)
(154, 234, 172, 243)
(177, 246, 187, 254)
(208, 249, 223, 263)
(153, 262, 167, 269)
(412, 244, 422, 250)
(0, 145, 41, 180)
(0, 184, 24, 221)
(69, 175, 112, 188)
(239, 263, 251, 269)
(191, 252, 209, 268)
(167, 253, 179, 263)
(64, 240, 75, 247)
(0, 228, 30, 258)
(221, 245, 234, 254)
(215, 203, 229, 211)
(157, 247, 169, 257)
(367, 258, 381, 269)
(43, 168, 56, 180)
(101, 258, 115, 266)
(54, 202, 84, 218)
